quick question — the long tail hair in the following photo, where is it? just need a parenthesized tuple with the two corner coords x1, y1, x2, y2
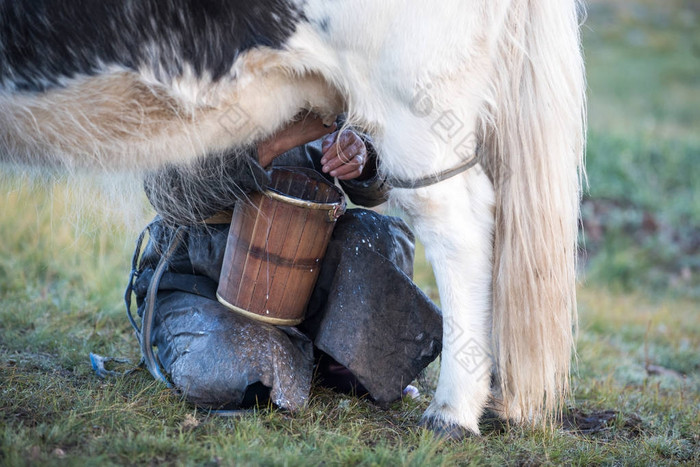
(480, 0, 586, 423)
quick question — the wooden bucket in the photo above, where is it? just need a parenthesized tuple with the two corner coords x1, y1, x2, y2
(216, 167, 346, 325)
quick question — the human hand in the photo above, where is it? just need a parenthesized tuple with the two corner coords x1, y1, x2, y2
(320, 129, 369, 180)
(257, 113, 337, 167)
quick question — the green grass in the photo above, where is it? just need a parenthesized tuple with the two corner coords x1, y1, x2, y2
(1, 181, 698, 464)
(581, 0, 700, 296)
(585, 0, 699, 140)
(2, 1, 700, 465)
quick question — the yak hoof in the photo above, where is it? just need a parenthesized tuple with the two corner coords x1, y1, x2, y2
(419, 415, 474, 440)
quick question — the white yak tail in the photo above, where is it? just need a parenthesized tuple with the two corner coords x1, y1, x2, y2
(480, 0, 586, 424)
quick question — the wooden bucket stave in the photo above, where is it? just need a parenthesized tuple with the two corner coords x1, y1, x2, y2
(217, 167, 345, 325)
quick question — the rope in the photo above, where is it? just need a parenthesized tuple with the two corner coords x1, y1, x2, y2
(140, 226, 186, 387)
(385, 148, 480, 189)
(125, 223, 152, 339)
(124, 222, 185, 387)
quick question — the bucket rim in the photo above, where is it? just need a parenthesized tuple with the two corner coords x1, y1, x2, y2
(216, 292, 303, 326)
(265, 167, 345, 215)
(263, 188, 342, 211)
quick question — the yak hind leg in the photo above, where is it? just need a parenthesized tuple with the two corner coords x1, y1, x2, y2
(390, 160, 495, 437)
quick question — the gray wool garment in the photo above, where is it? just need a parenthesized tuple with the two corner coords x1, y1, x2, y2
(131, 140, 441, 410)
(131, 210, 442, 410)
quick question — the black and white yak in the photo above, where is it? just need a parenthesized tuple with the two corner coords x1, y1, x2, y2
(0, 0, 585, 436)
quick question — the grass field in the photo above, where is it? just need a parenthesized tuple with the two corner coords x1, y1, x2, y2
(1, 1, 699, 465)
